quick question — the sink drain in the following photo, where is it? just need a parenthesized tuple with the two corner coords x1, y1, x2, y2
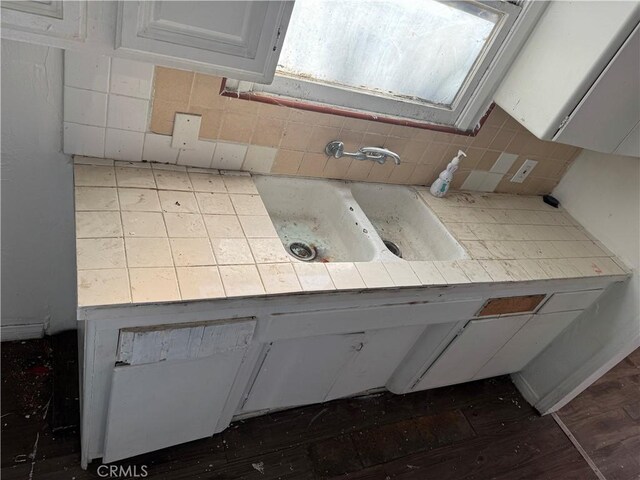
(288, 242, 318, 262)
(383, 240, 402, 258)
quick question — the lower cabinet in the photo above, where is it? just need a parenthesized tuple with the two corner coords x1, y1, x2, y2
(414, 315, 531, 390)
(242, 325, 424, 412)
(473, 310, 580, 379)
(326, 326, 425, 401)
(102, 318, 256, 463)
(413, 310, 581, 391)
(242, 333, 364, 412)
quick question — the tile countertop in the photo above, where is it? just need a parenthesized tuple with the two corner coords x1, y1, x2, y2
(74, 157, 629, 307)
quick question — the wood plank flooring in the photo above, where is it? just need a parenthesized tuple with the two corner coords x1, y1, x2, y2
(2, 336, 637, 479)
(558, 348, 640, 480)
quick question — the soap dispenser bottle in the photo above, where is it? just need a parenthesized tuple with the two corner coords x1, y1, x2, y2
(430, 150, 466, 198)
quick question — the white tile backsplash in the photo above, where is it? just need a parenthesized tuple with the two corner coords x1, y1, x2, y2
(64, 122, 105, 158)
(143, 133, 179, 164)
(105, 129, 144, 161)
(177, 140, 216, 168)
(64, 53, 153, 163)
(460, 171, 484, 191)
(109, 58, 154, 99)
(490, 152, 519, 174)
(107, 95, 149, 132)
(211, 142, 247, 170)
(63, 55, 258, 171)
(64, 87, 107, 127)
(243, 145, 277, 173)
(64, 51, 110, 92)
(461, 170, 504, 193)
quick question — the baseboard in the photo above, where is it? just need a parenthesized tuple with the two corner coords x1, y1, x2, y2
(511, 372, 540, 409)
(1, 323, 44, 341)
(534, 335, 640, 415)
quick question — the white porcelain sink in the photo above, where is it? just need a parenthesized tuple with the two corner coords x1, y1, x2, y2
(254, 175, 465, 263)
(349, 182, 467, 261)
(253, 176, 382, 262)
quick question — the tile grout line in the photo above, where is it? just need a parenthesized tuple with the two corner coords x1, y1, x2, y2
(551, 412, 607, 480)
(115, 177, 134, 304)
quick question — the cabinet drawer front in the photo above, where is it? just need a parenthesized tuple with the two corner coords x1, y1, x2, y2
(259, 299, 484, 342)
(538, 289, 604, 314)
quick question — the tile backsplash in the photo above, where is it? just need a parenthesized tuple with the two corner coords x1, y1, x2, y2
(63, 53, 581, 195)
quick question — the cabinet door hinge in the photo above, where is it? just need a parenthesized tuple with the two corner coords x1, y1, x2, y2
(273, 27, 282, 52)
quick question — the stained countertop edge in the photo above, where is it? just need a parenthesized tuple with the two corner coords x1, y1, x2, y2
(77, 271, 631, 315)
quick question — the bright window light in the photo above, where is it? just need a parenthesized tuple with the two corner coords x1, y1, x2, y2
(277, 0, 502, 107)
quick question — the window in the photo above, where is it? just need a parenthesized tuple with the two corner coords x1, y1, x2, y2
(225, 1, 546, 131)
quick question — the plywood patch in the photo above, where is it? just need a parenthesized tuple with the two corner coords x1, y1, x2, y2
(477, 295, 546, 317)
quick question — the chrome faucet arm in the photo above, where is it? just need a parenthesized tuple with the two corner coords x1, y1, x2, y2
(360, 146, 401, 165)
(325, 141, 401, 165)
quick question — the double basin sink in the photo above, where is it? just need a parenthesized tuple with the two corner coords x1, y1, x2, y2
(253, 175, 467, 263)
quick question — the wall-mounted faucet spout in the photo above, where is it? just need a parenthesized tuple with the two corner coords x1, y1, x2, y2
(325, 141, 401, 165)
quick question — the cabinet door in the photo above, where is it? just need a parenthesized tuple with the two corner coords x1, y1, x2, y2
(473, 311, 580, 380)
(242, 333, 364, 412)
(554, 23, 640, 155)
(102, 319, 255, 463)
(117, 1, 293, 83)
(414, 315, 531, 391)
(326, 325, 425, 401)
(1, 1, 86, 44)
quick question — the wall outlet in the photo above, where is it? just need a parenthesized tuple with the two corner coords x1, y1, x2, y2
(171, 113, 201, 150)
(510, 159, 538, 183)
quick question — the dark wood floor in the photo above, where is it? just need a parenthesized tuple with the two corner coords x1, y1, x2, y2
(2, 335, 638, 480)
(557, 348, 640, 480)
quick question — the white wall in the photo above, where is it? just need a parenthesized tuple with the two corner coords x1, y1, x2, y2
(517, 149, 640, 412)
(1, 39, 77, 338)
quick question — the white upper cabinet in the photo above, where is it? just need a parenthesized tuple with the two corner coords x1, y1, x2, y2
(116, 1, 294, 83)
(554, 24, 640, 157)
(1, 1, 87, 44)
(1, 1, 293, 83)
(495, 2, 640, 156)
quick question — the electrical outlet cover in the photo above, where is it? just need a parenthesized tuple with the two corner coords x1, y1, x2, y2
(171, 113, 201, 150)
(510, 159, 538, 183)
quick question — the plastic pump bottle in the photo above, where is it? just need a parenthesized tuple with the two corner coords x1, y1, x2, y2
(430, 150, 466, 198)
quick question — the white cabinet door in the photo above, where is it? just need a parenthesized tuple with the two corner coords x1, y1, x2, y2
(242, 333, 365, 412)
(117, 1, 293, 83)
(326, 325, 425, 401)
(102, 319, 255, 463)
(615, 122, 640, 157)
(103, 351, 248, 463)
(495, 1, 639, 142)
(473, 311, 580, 380)
(1, 1, 87, 44)
(554, 23, 640, 155)
(414, 315, 531, 391)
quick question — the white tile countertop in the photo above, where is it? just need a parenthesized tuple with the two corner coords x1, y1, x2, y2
(74, 157, 629, 307)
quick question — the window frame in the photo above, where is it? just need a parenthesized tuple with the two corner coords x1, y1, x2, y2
(223, 1, 548, 133)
